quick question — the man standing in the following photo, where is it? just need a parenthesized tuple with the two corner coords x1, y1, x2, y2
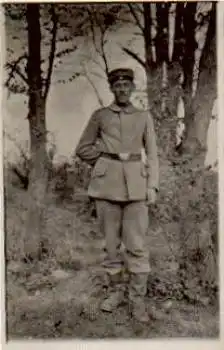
(76, 68, 159, 323)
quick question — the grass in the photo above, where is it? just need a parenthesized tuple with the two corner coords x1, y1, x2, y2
(4, 159, 219, 339)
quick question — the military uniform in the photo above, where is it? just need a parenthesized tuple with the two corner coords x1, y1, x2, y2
(76, 68, 159, 322)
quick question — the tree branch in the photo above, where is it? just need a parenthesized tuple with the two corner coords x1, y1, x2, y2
(93, 12, 110, 76)
(82, 65, 104, 107)
(122, 47, 146, 69)
(5, 55, 28, 87)
(6, 64, 28, 85)
(11, 165, 29, 190)
(3, 130, 29, 162)
(43, 5, 58, 100)
(100, 30, 109, 76)
(79, 53, 106, 77)
(86, 6, 98, 49)
(135, 3, 144, 14)
(91, 70, 106, 81)
(128, 3, 144, 33)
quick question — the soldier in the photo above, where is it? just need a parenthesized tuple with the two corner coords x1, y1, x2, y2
(76, 68, 159, 323)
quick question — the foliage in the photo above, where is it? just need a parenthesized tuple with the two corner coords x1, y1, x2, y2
(4, 3, 84, 97)
(49, 158, 91, 201)
(149, 159, 218, 297)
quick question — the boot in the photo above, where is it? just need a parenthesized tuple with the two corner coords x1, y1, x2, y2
(100, 272, 125, 312)
(128, 273, 149, 323)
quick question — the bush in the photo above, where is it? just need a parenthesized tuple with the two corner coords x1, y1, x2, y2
(48, 157, 91, 202)
(150, 155, 218, 298)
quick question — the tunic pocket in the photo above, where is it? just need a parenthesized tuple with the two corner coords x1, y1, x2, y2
(91, 158, 107, 178)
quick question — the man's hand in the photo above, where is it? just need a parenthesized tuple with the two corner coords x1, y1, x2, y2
(146, 188, 157, 206)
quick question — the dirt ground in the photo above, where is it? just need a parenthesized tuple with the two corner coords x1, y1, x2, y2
(5, 186, 219, 339)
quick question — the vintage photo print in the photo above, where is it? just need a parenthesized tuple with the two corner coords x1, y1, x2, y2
(1, 0, 222, 347)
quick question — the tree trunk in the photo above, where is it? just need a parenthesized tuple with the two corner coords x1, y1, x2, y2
(24, 4, 49, 261)
(173, 2, 185, 63)
(156, 3, 169, 114)
(177, 5, 217, 285)
(143, 3, 160, 111)
(182, 4, 216, 161)
(155, 3, 169, 64)
(190, 5, 216, 153)
(180, 2, 198, 157)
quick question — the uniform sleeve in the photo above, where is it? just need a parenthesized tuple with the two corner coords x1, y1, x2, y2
(75, 111, 101, 166)
(143, 112, 159, 191)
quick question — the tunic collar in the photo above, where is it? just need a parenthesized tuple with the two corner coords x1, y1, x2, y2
(108, 102, 138, 114)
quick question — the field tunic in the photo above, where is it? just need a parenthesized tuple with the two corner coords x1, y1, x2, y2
(76, 102, 159, 201)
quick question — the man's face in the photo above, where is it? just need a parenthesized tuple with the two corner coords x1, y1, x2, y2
(110, 79, 134, 106)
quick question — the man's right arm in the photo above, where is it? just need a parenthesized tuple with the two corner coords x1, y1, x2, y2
(75, 111, 101, 166)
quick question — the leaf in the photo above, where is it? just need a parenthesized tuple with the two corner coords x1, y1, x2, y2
(55, 47, 77, 59)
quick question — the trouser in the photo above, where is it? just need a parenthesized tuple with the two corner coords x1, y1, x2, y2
(95, 199, 150, 275)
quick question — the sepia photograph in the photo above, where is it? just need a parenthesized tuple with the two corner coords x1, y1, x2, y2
(2, 1, 219, 341)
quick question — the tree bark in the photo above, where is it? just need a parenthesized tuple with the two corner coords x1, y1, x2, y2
(179, 3, 198, 156)
(43, 5, 58, 100)
(24, 4, 49, 261)
(182, 3, 216, 160)
(155, 3, 169, 64)
(143, 3, 160, 110)
(177, 4, 217, 285)
(191, 5, 216, 152)
(173, 2, 185, 63)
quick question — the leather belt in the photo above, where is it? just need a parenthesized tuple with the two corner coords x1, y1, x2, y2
(101, 152, 141, 161)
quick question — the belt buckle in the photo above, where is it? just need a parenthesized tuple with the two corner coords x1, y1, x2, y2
(119, 152, 130, 161)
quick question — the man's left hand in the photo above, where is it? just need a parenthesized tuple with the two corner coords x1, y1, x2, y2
(146, 188, 157, 206)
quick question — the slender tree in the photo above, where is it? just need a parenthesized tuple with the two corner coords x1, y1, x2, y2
(23, 4, 49, 260)
(155, 3, 169, 64)
(4, 3, 66, 259)
(179, 3, 198, 154)
(172, 2, 185, 63)
(180, 2, 216, 159)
